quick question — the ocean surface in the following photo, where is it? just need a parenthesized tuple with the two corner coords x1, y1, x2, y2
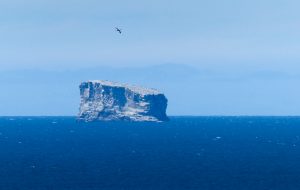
(0, 117, 300, 190)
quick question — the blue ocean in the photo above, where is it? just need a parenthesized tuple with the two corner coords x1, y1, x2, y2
(1, 117, 300, 190)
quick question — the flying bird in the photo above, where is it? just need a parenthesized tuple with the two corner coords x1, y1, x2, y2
(115, 27, 122, 34)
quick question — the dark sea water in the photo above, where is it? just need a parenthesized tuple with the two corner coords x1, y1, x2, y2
(1, 117, 300, 190)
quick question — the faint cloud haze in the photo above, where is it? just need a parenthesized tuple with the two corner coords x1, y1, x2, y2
(1, 64, 300, 116)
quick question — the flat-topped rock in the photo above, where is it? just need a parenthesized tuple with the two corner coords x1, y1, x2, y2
(78, 80, 169, 122)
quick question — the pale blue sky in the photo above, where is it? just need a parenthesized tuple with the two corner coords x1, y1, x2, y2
(1, 0, 300, 115)
(1, 0, 300, 69)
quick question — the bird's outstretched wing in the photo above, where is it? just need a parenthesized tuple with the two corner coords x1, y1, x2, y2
(115, 27, 122, 34)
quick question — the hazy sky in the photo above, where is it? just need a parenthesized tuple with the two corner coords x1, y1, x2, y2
(1, 0, 300, 70)
(1, 0, 300, 116)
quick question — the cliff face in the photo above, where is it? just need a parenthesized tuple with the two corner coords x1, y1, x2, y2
(78, 80, 169, 122)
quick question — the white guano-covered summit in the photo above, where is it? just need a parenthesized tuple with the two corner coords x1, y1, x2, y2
(88, 80, 161, 95)
(78, 80, 169, 122)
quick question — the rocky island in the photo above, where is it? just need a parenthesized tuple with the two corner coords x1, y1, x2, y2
(78, 80, 169, 122)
